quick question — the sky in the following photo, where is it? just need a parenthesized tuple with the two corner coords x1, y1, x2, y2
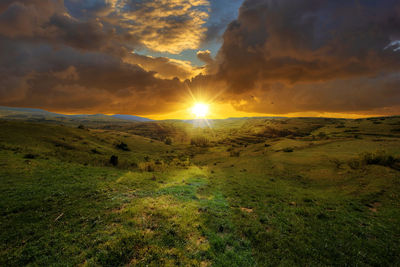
(0, 0, 400, 119)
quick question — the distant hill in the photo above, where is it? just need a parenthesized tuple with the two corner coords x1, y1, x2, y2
(0, 106, 60, 115)
(225, 116, 287, 120)
(0, 106, 153, 123)
(111, 114, 153, 122)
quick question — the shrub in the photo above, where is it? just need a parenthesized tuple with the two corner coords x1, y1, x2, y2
(230, 150, 240, 157)
(361, 151, 396, 166)
(348, 160, 361, 170)
(115, 142, 130, 151)
(110, 155, 118, 166)
(138, 160, 166, 172)
(164, 137, 172, 145)
(24, 153, 37, 159)
(91, 148, 100, 154)
(171, 157, 191, 167)
(283, 147, 293, 152)
(139, 161, 155, 172)
(77, 124, 85, 129)
(331, 158, 343, 169)
(318, 132, 327, 139)
(348, 150, 398, 169)
(190, 136, 209, 147)
(130, 162, 138, 168)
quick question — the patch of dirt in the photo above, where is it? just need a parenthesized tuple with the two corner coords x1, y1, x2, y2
(368, 202, 381, 213)
(240, 207, 253, 213)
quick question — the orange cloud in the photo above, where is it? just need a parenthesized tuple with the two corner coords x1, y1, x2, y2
(1, 0, 400, 119)
(115, 0, 210, 53)
(124, 53, 203, 81)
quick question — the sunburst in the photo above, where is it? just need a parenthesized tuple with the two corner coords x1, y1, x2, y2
(191, 103, 209, 118)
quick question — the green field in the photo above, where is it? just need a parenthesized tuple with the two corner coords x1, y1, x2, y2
(1, 116, 400, 266)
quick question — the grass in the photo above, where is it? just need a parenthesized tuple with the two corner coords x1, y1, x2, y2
(1, 117, 400, 265)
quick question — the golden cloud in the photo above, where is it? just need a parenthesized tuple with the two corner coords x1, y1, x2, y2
(124, 53, 204, 80)
(115, 0, 210, 53)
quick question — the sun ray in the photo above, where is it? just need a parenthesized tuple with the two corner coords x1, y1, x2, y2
(192, 103, 209, 118)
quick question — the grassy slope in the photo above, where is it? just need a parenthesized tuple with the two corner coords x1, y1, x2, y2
(0, 118, 400, 266)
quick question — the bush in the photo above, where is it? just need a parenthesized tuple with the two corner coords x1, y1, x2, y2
(318, 132, 327, 139)
(348, 150, 398, 169)
(130, 162, 138, 168)
(170, 157, 191, 167)
(230, 150, 240, 157)
(115, 142, 130, 151)
(164, 137, 172, 145)
(110, 155, 118, 166)
(190, 136, 209, 147)
(91, 148, 101, 154)
(361, 151, 396, 166)
(138, 160, 167, 172)
(139, 161, 155, 172)
(348, 160, 361, 170)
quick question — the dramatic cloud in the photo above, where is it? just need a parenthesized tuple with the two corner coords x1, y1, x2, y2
(0, 0, 119, 52)
(111, 0, 210, 54)
(63, 0, 211, 53)
(228, 74, 400, 114)
(0, 39, 187, 115)
(0, 0, 62, 38)
(124, 53, 203, 80)
(0, 0, 209, 115)
(0, 0, 400, 117)
(214, 0, 400, 114)
(197, 50, 213, 65)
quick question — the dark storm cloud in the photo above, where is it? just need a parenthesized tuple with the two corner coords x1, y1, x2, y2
(124, 53, 203, 80)
(214, 0, 400, 114)
(0, 0, 62, 38)
(1, 0, 400, 116)
(0, 39, 185, 116)
(0, 0, 206, 115)
(0, 0, 118, 51)
(0, 41, 186, 114)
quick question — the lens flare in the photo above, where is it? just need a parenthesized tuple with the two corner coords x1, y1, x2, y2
(192, 103, 209, 118)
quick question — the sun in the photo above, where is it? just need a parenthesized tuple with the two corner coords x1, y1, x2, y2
(192, 103, 209, 118)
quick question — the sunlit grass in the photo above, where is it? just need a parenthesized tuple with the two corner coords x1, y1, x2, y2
(0, 117, 400, 265)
